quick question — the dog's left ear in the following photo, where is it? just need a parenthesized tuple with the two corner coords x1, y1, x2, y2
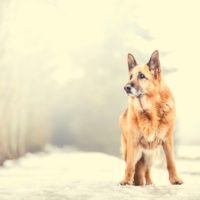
(128, 53, 137, 72)
(147, 50, 161, 79)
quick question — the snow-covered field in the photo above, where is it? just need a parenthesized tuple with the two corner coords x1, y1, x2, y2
(0, 146, 199, 200)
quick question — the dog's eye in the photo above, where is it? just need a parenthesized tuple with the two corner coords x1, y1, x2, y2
(130, 74, 133, 80)
(138, 72, 145, 79)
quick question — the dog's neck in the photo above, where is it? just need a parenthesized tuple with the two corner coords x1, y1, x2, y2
(130, 95, 157, 112)
(137, 96, 146, 113)
(128, 93, 161, 123)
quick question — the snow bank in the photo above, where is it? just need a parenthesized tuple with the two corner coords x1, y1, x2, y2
(0, 147, 200, 200)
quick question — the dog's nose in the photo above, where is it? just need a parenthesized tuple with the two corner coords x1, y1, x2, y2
(124, 85, 131, 93)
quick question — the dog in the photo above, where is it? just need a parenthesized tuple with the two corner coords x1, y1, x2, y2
(120, 50, 183, 186)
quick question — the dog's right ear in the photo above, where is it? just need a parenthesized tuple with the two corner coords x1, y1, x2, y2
(147, 50, 161, 79)
(128, 53, 137, 72)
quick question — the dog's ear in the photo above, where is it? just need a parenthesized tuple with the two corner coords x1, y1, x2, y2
(147, 50, 161, 79)
(128, 53, 137, 72)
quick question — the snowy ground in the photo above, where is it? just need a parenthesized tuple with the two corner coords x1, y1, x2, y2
(0, 146, 200, 200)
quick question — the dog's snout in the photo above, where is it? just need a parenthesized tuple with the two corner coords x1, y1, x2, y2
(124, 85, 131, 93)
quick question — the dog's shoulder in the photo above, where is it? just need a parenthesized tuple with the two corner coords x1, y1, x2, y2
(160, 81, 174, 104)
(158, 81, 175, 117)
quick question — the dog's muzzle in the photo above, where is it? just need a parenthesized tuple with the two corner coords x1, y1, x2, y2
(124, 84, 143, 97)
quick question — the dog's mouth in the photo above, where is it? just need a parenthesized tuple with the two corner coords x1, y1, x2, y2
(127, 90, 143, 98)
(124, 85, 143, 97)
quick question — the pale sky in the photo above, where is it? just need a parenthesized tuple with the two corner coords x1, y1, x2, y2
(1, 0, 200, 147)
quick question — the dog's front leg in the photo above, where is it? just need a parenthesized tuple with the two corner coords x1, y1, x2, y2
(120, 135, 138, 185)
(162, 133, 183, 185)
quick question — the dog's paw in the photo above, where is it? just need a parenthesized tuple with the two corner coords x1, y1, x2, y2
(169, 176, 183, 185)
(146, 180, 153, 185)
(120, 180, 133, 186)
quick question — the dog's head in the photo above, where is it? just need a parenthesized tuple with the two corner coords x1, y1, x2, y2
(124, 50, 161, 98)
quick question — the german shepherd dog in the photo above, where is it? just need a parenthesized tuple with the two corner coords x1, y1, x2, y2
(120, 50, 183, 186)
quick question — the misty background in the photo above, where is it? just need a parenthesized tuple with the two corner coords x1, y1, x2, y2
(0, 0, 199, 162)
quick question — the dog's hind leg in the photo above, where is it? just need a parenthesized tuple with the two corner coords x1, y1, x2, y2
(134, 155, 145, 186)
(134, 153, 153, 186)
(145, 168, 153, 185)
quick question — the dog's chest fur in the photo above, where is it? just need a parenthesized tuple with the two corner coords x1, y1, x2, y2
(131, 96, 171, 148)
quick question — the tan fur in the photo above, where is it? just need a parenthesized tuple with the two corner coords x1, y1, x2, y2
(120, 51, 183, 186)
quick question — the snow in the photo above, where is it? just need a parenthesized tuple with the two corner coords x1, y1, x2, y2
(0, 146, 199, 200)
